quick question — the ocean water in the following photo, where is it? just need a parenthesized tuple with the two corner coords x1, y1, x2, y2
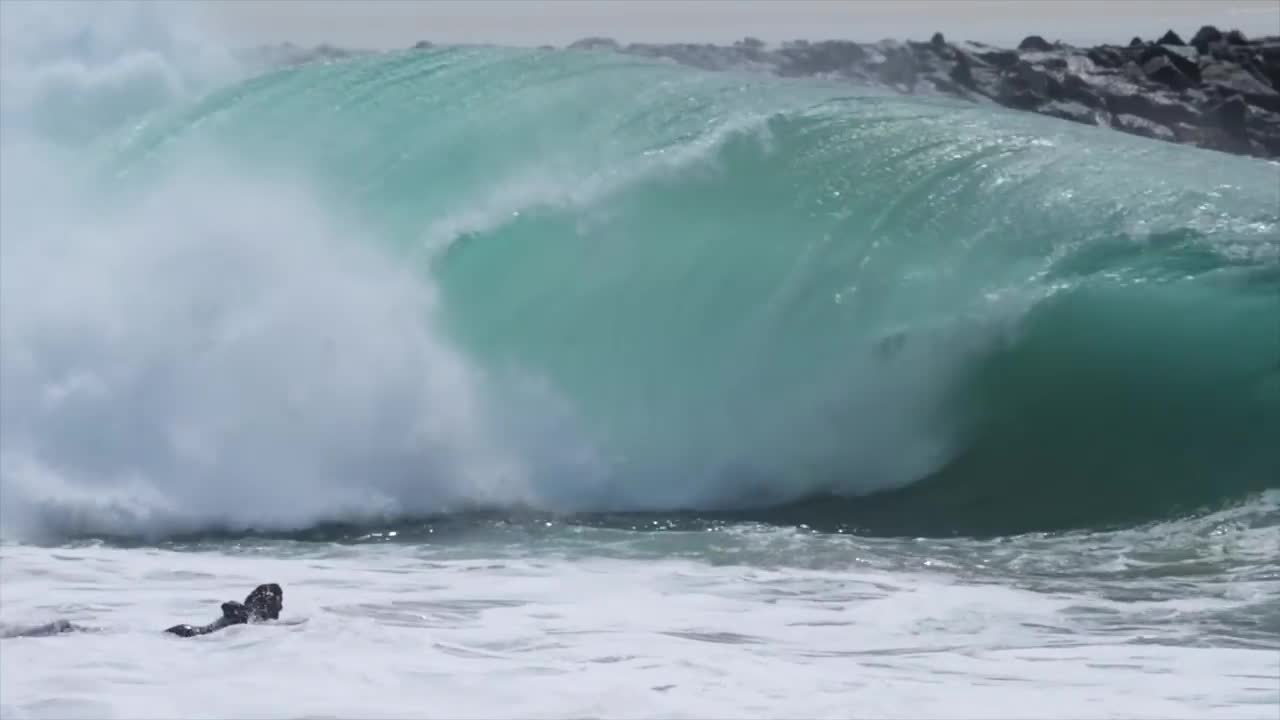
(1, 4, 1278, 719)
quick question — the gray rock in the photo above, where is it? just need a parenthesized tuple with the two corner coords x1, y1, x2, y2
(1202, 96, 1258, 153)
(950, 52, 976, 87)
(1202, 61, 1279, 101)
(1102, 82, 1199, 126)
(1139, 44, 1200, 82)
(1208, 95, 1250, 136)
(590, 30, 1280, 158)
(1019, 35, 1054, 52)
(1006, 61, 1061, 98)
(975, 48, 1020, 69)
(1061, 72, 1106, 108)
(1114, 113, 1176, 141)
(1040, 100, 1106, 126)
(1143, 54, 1194, 90)
(1246, 110, 1280, 154)
(1191, 25, 1224, 52)
(1087, 47, 1127, 68)
(876, 46, 919, 91)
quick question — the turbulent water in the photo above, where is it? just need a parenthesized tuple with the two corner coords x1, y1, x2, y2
(1, 4, 1278, 719)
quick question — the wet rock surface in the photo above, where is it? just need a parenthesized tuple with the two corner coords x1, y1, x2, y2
(554, 26, 1280, 160)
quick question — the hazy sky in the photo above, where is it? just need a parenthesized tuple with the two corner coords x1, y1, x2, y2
(201, 0, 1280, 49)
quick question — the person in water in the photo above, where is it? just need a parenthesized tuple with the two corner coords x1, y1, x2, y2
(165, 583, 283, 637)
(1, 619, 90, 638)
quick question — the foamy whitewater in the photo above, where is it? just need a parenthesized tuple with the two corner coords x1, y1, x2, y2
(1, 3, 1278, 719)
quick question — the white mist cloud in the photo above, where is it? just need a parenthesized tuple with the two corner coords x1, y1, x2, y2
(0, 2, 546, 540)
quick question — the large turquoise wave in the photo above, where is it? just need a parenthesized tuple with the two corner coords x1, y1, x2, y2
(6, 45, 1280, 538)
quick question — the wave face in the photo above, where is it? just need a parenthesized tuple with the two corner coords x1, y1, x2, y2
(2, 6, 1278, 540)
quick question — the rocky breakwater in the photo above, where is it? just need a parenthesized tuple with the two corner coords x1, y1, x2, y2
(568, 27, 1280, 160)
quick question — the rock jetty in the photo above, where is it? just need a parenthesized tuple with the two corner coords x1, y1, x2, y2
(563, 27, 1280, 160)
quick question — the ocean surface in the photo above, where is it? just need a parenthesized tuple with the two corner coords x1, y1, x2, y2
(1, 4, 1278, 719)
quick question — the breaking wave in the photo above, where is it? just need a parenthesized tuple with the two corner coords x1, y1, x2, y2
(2, 4, 1277, 540)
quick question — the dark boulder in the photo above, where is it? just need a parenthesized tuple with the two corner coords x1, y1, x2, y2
(950, 52, 976, 87)
(1170, 121, 1205, 143)
(1037, 55, 1069, 71)
(1206, 95, 1250, 137)
(1113, 113, 1176, 142)
(1260, 41, 1280, 64)
(1201, 96, 1260, 153)
(877, 46, 919, 91)
(1087, 47, 1126, 68)
(1246, 110, 1280, 154)
(975, 48, 1020, 69)
(1129, 37, 1146, 48)
(1013, 60, 1062, 96)
(1209, 43, 1237, 62)
(1254, 131, 1280, 156)
(931, 32, 947, 51)
(1191, 25, 1223, 52)
(1040, 100, 1104, 126)
(1246, 91, 1280, 114)
(1018, 35, 1054, 52)
(1263, 63, 1280, 93)
(1143, 54, 1194, 90)
(1201, 61, 1280, 110)
(1061, 73, 1105, 108)
(1139, 44, 1201, 82)
(1225, 30, 1249, 46)
(1100, 81, 1199, 127)
(1121, 59, 1150, 83)
(992, 60, 1063, 110)
(1157, 30, 1186, 46)
(998, 88, 1043, 111)
(1256, 44, 1280, 91)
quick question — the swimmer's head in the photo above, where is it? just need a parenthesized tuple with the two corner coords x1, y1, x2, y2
(243, 583, 283, 621)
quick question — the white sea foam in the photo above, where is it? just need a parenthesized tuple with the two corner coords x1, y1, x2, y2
(1, 521, 1277, 720)
(0, 2, 555, 540)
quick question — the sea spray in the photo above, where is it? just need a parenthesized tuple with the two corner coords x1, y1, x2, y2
(0, 5, 558, 540)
